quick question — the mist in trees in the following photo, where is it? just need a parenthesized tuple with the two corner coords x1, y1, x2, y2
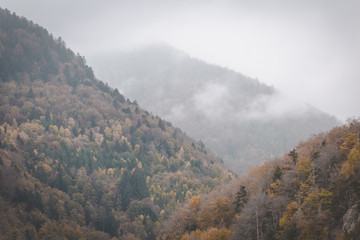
(89, 45, 339, 173)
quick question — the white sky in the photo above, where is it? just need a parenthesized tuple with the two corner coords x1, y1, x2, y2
(1, 0, 360, 121)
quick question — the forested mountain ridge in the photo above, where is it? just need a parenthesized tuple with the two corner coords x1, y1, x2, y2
(90, 45, 340, 173)
(0, 8, 231, 239)
(162, 118, 360, 240)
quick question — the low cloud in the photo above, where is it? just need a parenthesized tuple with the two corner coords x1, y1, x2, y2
(193, 83, 230, 119)
(242, 91, 310, 120)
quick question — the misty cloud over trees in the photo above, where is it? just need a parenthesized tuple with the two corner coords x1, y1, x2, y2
(90, 45, 339, 172)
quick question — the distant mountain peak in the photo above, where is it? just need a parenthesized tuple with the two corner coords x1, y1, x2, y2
(89, 44, 339, 173)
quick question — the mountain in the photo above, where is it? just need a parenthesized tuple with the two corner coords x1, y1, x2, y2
(89, 44, 340, 173)
(0, 9, 231, 239)
(163, 118, 360, 239)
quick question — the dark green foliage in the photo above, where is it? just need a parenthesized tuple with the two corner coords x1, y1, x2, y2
(114, 139, 121, 153)
(288, 149, 298, 163)
(112, 99, 120, 109)
(27, 87, 34, 98)
(90, 115, 97, 127)
(96, 81, 112, 94)
(158, 119, 166, 131)
(273, 166, 282, 181)
(122, 107, 131, 114)
(234, 185, 248, 213)
(118, 169, 133, 210)
(127, 200, 157, 221)
(118, 168, 149, 210)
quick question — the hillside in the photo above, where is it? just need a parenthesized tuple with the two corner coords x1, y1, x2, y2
(0, 9, 231, 239)
(89, 45, 339, 173)
(162, 118, 360, 240)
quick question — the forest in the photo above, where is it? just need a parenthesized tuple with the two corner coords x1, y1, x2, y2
(163, 118, 360, 240)
(0, 7, 359, 240)
(0, 8, 230, 239)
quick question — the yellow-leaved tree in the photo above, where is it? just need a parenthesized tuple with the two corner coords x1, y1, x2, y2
(341, 142, 360, 179)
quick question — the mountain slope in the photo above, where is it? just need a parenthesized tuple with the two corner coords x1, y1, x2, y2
(0, 9, 230, 239)
(163, 118, 360, 240)
(89, 45, 340, 173)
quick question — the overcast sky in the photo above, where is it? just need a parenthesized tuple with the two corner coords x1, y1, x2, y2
(1, 0, 359, 121)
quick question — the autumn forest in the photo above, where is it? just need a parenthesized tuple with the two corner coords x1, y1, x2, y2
(0, 8, 360, 240)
